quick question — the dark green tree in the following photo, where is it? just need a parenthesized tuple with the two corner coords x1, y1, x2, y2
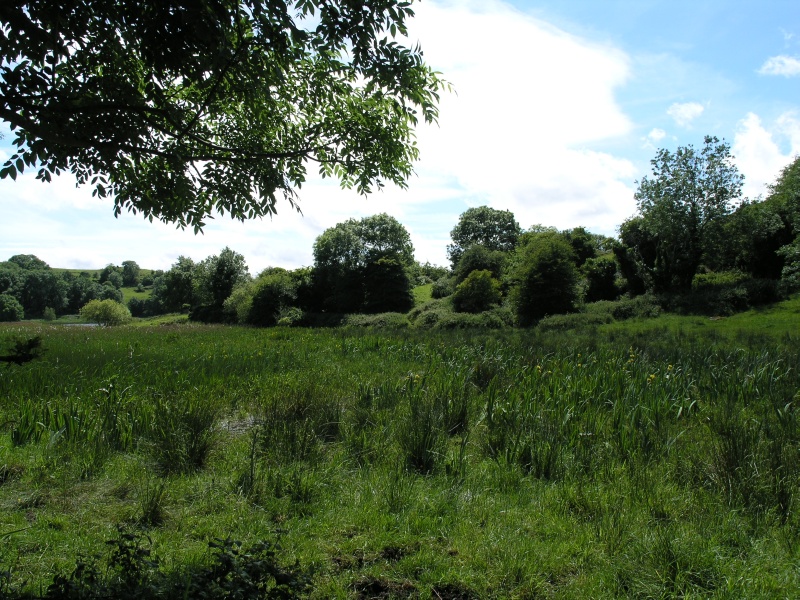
(633, 136, 743, 291)
(454, 244, 507, 283)
(121, 260, 141, 286)
(447, 206, 521, 267)
(358, 213, 415, 267)
(510, 233, 579, 325)
(615, 217, 654, 295)
(152, 256, 196, 313)
(17, 270, 68, 317)
(64, 272, 105, 313)
(1, 1, 445, 230)
(248, 268, 299, 326)
(7, 254, 50, 270)
(0, 293, 24, 321)
(363, 258, 414, 314)
(561, 227, 599, 267)
(312, 214, 414, 313)
(451, 269, 502, 314)
(0, 261, 23, 295)
(719, 199, 792, 279)
(99, 264, 122, 286)
(583, 255, 619, 302)
(193, 248, 250, 320)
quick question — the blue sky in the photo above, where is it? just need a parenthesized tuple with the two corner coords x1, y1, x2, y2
(1, 0, 799, 272)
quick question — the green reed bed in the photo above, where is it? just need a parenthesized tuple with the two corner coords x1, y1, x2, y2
(1, 321, 799, 598)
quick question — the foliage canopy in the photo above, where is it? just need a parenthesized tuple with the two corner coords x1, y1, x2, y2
(447, 206, 521, 267)
(0, 1, 445, 230)
(633, 136, 743, 291)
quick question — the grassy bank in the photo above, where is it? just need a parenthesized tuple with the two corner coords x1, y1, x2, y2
(1, 308, 799, 597)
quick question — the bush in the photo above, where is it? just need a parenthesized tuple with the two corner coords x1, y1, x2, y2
(433, 307, 513, 329)
(583, 255, 619, 302)
(277, 307, 304, 327)
(537, 312, 612, 332)
(431, 276, 455, 298)
(452, 269, 502, 313)
(409, 298, 452, 329)
(510, 233, 580, 325)
(691, 270, 749, 291)
(222, 282, 255, 324)
(668, 271, 785, 315)
(42, 306, 56, 321)
(80, 299, 132, 326)
(610, 294, 662, 320)
(127, 297, 157, 318)
(454, 245, 506, 283)
(343, 312, 410, 329)
(362, 258, 414, 314)
(0, 294, 24, 321)
(189, 304, 225, 323)
(248, 269, 298, 326)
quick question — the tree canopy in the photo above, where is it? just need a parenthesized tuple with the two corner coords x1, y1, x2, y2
(1, 1, 445, 230)
(632, 136, 743, 291)
(447, 206, 521, 267)
(312, 213, 414, 313)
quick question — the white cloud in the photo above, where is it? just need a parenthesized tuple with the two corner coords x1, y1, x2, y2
(733, 112, 800, 199)
(758, 55, 800, 77)
(403, 0, 637, 240)
(667, 102, 704, 127)
(647, 128, 666, 143)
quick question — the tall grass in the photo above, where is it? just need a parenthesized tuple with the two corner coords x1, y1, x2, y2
(2, 310, 800, 597)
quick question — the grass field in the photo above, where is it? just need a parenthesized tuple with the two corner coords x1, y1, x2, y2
(1, 300, 799, 598)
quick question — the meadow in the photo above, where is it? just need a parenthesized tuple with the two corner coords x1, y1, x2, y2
(1, 302, 799, 598)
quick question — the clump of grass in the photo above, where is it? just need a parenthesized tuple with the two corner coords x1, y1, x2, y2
(396, 372, 445, 474)
(144, 393, 220, 474)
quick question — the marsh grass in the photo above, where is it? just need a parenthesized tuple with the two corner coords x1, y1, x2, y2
(1, 301, 800, 597)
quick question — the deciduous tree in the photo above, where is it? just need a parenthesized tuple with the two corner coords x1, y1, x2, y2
(510, 233, 579, 325)
(633, 136, 743, 291)
(1, 1, 445, 230)
(447, 206, 521, 267)
(312, 214, 413, 313)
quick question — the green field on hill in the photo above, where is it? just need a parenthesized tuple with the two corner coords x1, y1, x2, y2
(1, 300, 799, 598)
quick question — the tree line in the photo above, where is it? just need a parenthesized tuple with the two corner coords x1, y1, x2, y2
(2, 138, 799, 326)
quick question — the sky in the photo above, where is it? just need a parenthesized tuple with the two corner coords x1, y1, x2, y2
(1, 0, 799, 273)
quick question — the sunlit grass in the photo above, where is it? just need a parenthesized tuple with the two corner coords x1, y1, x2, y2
(1, 304, 799, 597)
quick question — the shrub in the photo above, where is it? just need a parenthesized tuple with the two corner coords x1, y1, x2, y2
(42, 306, 56, 321)
(454, 244, 506, 283)
(409, 298, 452, 329)
(431, 275, 455, 298)
(127, 297, 156, 318)
(277, 307, 304, 327)
(362, 258, 415, 314)
(0, 294, 24, 321)
(452, 269, 502, 313)
(343, 312, 411, 329)
(537, 312, 612, 332)
(248, 269, 298, 326)
(691, 270, 749, 291)
(80, 299, 132, 326)
(433, 309, 512, 330)
(610, 294, 661, 320)
(510, 233, 580, 325)
(222, 282, 255, 324)
(778, 240, 800, 290)
(583, 255, 619, 302)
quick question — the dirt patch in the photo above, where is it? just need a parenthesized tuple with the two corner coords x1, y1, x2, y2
(431, 582, 479, 599)
(0, 464, 24, 485)
(353, 576, 418, 599)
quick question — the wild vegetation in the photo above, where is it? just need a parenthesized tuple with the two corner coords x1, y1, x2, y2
(1, 297, 799, 597)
